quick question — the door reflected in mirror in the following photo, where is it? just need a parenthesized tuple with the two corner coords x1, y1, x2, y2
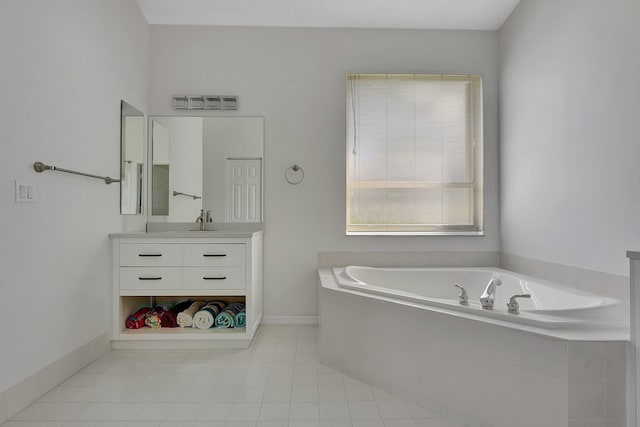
(148, 116, 264, 223)
(120, 101, 144, 215)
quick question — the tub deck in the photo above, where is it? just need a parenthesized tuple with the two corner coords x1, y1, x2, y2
(327, 267, 629, 340)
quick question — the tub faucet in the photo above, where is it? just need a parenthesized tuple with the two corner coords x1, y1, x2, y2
(480, 277, 502, 310)
(453, 283, 469, 305)
(507, 294, 531, 314)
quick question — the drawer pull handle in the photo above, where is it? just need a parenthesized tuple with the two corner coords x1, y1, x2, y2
(203, 254, 227, 257)
(203, 276, 227, 280)
(138, 277, 162, 280)
(138, 254, 162, 257)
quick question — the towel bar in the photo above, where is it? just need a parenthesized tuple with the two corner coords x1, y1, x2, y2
(33, 161, 121, 185)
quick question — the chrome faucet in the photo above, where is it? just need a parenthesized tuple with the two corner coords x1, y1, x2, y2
(453, 283, 469, 305)
(196, 209, 213, 230)
(507, 294, 531, 314)
(480, 277, 502, 310)
(196, 209, 206, 231)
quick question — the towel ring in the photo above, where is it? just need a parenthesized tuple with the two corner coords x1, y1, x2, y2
(284, 164, 305, 185)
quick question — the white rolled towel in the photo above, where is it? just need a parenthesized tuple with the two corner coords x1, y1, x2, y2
(177, 301, 206, 328)
(192, 301, 226, 330)
(192, 309, 214, 330)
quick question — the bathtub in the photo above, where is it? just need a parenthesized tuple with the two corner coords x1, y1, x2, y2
(332, 266, 627, 330)
(318, 265, 629, 427)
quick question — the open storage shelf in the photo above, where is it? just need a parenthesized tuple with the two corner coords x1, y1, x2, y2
(119, 295, 247, 341)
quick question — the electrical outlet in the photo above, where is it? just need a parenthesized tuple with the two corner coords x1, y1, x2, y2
(15, 180, 34, 203)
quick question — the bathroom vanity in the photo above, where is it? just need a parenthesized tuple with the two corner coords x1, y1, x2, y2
(109, 230, 263, 348)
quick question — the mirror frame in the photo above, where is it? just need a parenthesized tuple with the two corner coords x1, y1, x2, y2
(120, 100, 145, 215)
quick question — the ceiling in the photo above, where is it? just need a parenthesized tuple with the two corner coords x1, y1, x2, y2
(136, 0, 521, 30)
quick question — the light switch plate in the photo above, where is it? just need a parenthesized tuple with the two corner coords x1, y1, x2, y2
(15, 180, 34, 203)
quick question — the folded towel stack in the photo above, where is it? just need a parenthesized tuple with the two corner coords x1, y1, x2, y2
(177, 300, 206, 328)
(126, 307, 152, 329)
(193, 300, 227, 329)
(158, 300, 193, 328)
(215, 302, 246, 328)
(234, 308, 246, 328)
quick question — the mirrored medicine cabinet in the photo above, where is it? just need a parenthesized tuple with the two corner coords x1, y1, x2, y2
(148, 116, 264, 224)
(120, 101, 144, 215)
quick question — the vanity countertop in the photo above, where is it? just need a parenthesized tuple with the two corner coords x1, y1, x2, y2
(628, 251, 640, 260)
(109, 230, 262, 239)
(111, 222, 263, 239)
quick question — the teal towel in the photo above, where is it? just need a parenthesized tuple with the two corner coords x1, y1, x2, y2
(215, 302, 245, 328)
(235, 309, 246, 328)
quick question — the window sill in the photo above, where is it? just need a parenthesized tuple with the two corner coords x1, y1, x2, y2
(346, 231, 485, 236)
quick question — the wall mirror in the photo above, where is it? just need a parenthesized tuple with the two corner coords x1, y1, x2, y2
(120, 101, 144, 214)
(148, 116, 264, 223)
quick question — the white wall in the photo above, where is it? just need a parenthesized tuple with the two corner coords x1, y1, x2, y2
(499, 0, 640, 276)
(0, 0, 148, 394)
(148, 26, 500, 317)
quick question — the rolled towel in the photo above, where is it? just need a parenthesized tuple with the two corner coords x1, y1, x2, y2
(193, 300, 227, 330)
(126, 307, 152, 329)
(215, 302, 245, 329)
(158, 300, 193, 328)
(177, 300, 206, 328)
(234, 308, 246, 328)
(145, 305, 169, 329)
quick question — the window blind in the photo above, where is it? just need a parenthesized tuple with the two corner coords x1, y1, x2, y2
(346, 74, 483, 234)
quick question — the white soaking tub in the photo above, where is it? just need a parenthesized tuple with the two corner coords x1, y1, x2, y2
(318, 265, 629, 427)
(333, 266, 627, 329)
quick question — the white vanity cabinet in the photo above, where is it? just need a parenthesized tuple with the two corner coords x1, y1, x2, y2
(110, 231, 263, 348)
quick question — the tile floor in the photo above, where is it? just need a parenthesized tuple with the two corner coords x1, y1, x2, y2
(2, 326, 462, 427)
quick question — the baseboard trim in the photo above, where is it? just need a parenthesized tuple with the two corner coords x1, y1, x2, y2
(0, 332, 110, 423)
(262, 316, 319, 325)
(112, 339, 250, 350)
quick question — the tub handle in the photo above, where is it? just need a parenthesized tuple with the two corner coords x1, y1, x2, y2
(507, 294, 531, 314)
(453, 283, 469, 305)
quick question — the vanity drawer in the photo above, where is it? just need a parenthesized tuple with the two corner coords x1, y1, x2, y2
(183, 244, 245, 267)
(120, 244, 181, 266)
(183, 267, 245, 290)
(120, 267, 181, 290)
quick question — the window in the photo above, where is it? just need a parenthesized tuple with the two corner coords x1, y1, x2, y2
(346, 74, 483, 235)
